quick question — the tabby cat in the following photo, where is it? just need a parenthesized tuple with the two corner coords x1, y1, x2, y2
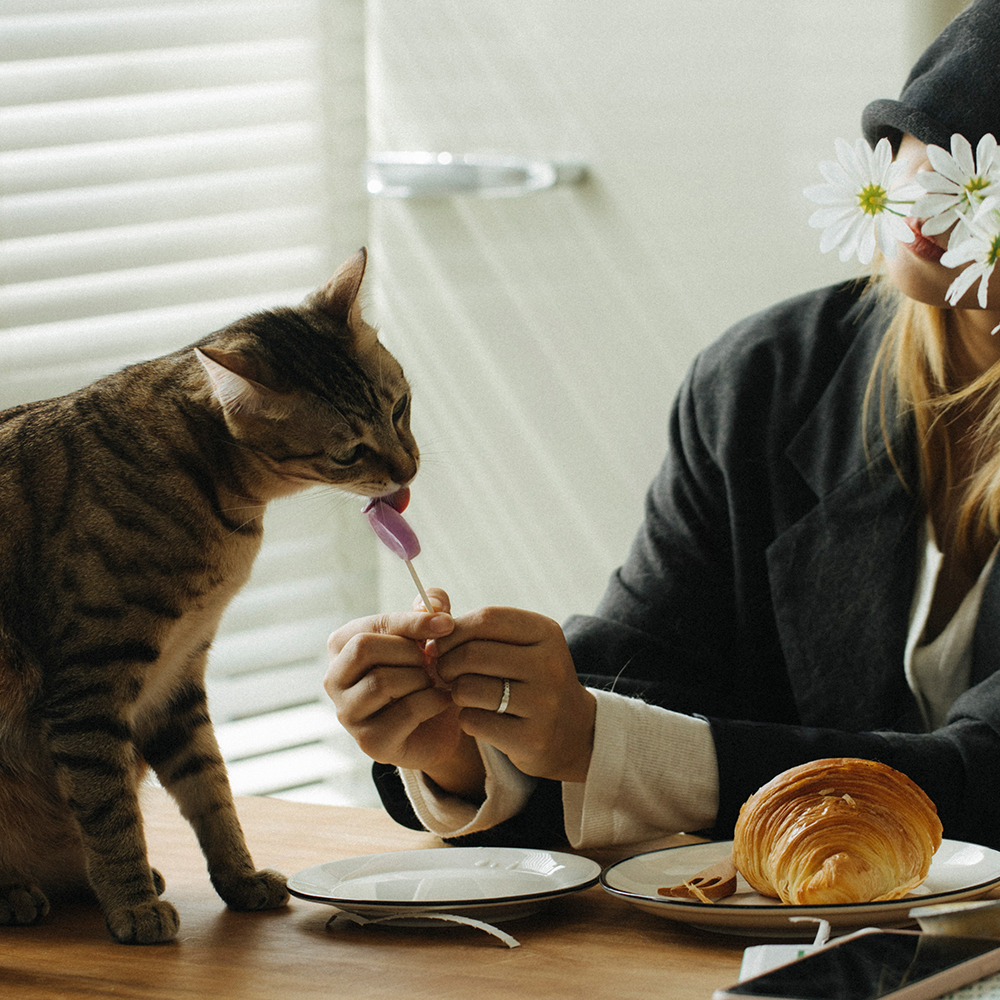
(0, 248, 418, 944)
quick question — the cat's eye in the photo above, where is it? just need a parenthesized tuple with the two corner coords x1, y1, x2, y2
(331, 445, 366, 466)
(392, 394, 409, 422)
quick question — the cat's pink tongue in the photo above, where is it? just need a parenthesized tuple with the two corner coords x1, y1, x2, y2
(362, 486, 409, 514)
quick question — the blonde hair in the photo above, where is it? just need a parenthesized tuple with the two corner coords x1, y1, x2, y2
(867, 280, 1000, 562)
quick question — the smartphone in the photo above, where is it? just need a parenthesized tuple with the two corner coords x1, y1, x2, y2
(712, 928, 1000, 1000)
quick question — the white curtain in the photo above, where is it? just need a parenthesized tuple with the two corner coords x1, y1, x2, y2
(0, 0, 381, 806)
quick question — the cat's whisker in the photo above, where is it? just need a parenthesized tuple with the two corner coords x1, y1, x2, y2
(222, 512, 269, 537)
(268, 486, 366, 521)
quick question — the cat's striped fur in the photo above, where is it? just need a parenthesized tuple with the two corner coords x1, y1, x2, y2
(0, 248, 418, 943)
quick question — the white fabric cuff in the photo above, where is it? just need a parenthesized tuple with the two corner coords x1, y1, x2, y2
(561, 688, 719, 848)
(397, 741, 537, 839)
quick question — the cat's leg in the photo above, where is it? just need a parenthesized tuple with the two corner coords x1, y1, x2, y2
(139, 681, 288, 913)
(0, 783, 52, 925)
(0, 881, 50, 925)
(80, 792, 180, 945)
(43, 716, 180, 944)
(1, 747, 93, 926)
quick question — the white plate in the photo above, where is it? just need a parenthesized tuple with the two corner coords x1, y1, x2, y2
(288, 847, 601, 922)
(600, 839, 1000, 937)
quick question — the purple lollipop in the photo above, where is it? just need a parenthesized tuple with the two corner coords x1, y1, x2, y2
(364, 494, 432, 611)
(366, 501, 420, 561)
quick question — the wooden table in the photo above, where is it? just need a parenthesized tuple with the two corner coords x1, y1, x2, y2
(0, 789, 752, 999)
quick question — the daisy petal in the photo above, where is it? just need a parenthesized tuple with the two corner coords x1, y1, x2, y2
(819, 159, 854, 189)
(946, 219, 973, 249)
(836, 137, 867, 186)
(974, 195, 1000, 219)
(913, 192, 960, 217)
(977, 269, 994, 307)
(871, 137, 892, 177)
(877, 214, 913, 257)
(874, 216, 894, 258)
(887, 215, 915, 243)
(915, 172, 960, 194)
(820, 213, 858, 253)
(920, 209, 959, 236)
(940, 242, 978, 268)
(857, 221, 878, 265)
(976, 134, 998, 173)
(888, 181, 922, 205)
(927, 143, 967, 185)
(950, 133, 976, 178)
(810, 206, 855, 230)
(837, 214, 867, 262)
(945, 264, 981, 304)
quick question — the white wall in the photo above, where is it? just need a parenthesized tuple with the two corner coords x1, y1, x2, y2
(366, 1, 949, 623)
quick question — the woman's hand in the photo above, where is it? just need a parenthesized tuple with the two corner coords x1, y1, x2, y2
(324, 590, 485, 799)
(433, 608, 597, 784)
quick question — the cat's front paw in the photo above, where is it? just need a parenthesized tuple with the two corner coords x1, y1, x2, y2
(105, 899, 180, 944)
(0, 883, 50, 925)
(213, 869, 289, 911)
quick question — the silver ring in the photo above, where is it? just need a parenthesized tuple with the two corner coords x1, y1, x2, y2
(496, 678, 511, 714)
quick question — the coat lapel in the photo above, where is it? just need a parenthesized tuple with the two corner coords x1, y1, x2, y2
(766, 300, 925, 732)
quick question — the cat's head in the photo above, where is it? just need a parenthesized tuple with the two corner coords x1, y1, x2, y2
(195, 248, 418, 500)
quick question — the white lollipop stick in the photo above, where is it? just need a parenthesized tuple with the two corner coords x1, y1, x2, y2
(406, 559, 433, 613)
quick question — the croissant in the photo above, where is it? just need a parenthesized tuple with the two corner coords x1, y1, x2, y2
(732, 758, 942, 905)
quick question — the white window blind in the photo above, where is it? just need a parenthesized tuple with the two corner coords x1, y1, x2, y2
(0, 0, 382, 806)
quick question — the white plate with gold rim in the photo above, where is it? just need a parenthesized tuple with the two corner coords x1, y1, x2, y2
(600, 839, 1000, 937)
(288, 847, 601, 923)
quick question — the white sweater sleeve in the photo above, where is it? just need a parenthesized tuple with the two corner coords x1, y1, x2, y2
(397, 741, 537, 839)
(561, 688, 718, 847)
(395, 688, 719, 845)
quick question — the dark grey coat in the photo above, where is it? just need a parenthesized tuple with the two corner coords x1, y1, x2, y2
(375, 281, 1000, 849)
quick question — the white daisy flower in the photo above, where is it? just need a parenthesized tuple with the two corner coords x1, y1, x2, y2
(805, 137, 916, 265)
(912, 133, 1000, 245)
(940, 197, 1000, 325)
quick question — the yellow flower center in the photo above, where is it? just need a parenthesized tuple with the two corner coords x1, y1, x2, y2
(988, 236, 1000, 267)
(857, 183, 888, 216)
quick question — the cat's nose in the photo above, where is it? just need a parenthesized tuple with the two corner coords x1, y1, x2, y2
(391, 452, 418, 485)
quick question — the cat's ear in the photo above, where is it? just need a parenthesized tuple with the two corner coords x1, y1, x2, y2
(195, 347, 294, 419)
(305, 247, 367, 328)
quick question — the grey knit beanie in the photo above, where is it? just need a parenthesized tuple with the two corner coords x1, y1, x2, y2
(862, 0, 1000, 152)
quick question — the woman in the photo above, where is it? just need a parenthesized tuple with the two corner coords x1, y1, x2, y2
(325, 0, 1000, 850)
